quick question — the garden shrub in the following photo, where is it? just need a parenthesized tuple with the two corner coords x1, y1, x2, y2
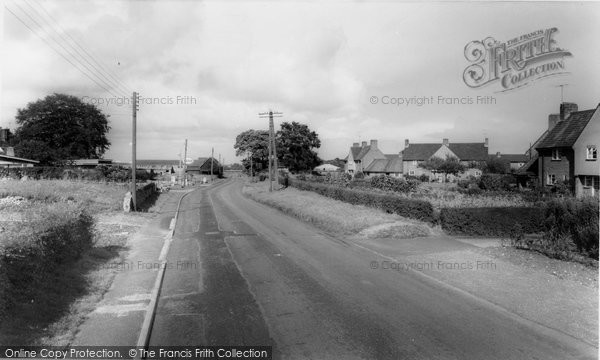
(479, 174, 515, 191)
(369, 175, 420, 193)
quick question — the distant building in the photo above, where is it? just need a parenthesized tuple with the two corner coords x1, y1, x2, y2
(187, 157, 222, 176)
(69, 159, 113, 167)
(344, 140, 403, 177)
(314, 164, 340, 174)
(401, 138, 489, 181)
(490, 152, 529, 172)
(0, 146, 38, 168)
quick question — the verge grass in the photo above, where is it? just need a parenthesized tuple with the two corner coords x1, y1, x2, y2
(243, 181, 436, 238)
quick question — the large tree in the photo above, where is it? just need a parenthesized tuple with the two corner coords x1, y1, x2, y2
(233, 129, 270, 175)
(13, 93, 111, 165)
(276, 121, 321, 172)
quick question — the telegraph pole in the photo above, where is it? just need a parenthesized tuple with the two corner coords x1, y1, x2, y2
(211, 147, 214, 182)
(259, 110, 283, 192)
(183, 139, 188, 186)
(131, 91, 139, 211)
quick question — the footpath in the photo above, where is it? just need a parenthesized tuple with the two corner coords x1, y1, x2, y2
(71, 189, 188, 346)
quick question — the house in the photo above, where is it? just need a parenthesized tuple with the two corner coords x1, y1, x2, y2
(530, 102, 599, 197)
(134, 159, 182, 175)
(401, 138, 489, 181)
(69, 159, 113, 168)
(187, 157, 222, 177)
(0, 147, 39, 168)
(344, 140, 403, 177)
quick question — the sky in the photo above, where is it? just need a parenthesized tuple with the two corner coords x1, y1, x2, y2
(1, 0, 599, 164)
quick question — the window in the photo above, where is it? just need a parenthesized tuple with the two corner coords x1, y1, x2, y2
(586, 146, 597, 160)
(551, 149, 561, 160)
(547, 174, 556, 185)
(409, 170, 415, 175)
(583, 176, 595, 188)
(412, 160, 418, 166)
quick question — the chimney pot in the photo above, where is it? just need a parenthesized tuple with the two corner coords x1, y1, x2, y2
(361, 141, 367, 147)
(404, 139, 409, 148)
(442, 138, 449, 146)
(484, 137, 489, 148)
(370, 139, 378, 148)
(560, 102, 578, 120)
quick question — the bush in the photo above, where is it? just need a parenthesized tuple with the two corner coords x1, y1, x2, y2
(287, 179, 435, 222)
(440, 207, 545, 236)
(354, 171, 365, 180)
(369, 175, 420, 193)
(479, 174, 515, 191)
(542, 197, 599, 258)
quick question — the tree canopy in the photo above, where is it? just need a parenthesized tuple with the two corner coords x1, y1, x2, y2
(419, 155, 466, 181)
(233, 121, 321, 174)
(13, 93, 111, 165)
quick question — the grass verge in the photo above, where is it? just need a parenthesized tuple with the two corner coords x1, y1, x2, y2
(243, 181, 437, 238)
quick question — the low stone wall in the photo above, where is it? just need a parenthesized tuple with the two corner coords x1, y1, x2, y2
(123, 183, 158, 212)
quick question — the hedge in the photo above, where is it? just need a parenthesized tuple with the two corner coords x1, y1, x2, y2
(439, 207, 545, 236)
(285, 178, 435, 222)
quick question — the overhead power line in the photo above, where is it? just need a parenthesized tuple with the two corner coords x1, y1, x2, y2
(4, 5, 120, 98)
(27, 0, 134, 95)
(10, 1, 126, 97)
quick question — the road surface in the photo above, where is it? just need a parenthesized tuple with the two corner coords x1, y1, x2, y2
(148, 178, 597, 359)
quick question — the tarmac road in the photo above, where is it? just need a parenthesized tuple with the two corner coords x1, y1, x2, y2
(148, 178, 597, 360)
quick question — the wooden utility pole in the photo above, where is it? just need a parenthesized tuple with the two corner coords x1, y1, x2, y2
(183, 139, 188, 186)
(259, 110, 283, 192)
(211, 147, 214, 182)
(131, 91, 139, 211)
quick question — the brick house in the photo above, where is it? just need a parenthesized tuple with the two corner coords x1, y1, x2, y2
(401, 138, 489, 181)
(344, 140, 403, 177)
(532, 102, 599, 197)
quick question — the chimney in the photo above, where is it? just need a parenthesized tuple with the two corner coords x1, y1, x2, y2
(560, 102, 578, 120)
(442, 138, 449, 146)
(404, 139, 409, 148)
(6, 147, 14, 157)
(484, 137, 489, 148)
(548, 114, 560, 130)
(370, 139, 378, 149)
(361, 141, 367, 147)
(352, 142, 359, 147)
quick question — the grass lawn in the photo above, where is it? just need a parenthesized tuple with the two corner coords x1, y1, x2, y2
(243, 181, 437, 238)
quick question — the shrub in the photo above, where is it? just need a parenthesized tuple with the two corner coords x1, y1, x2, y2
(354, 171, 365, 180)
(369, 175, 419, 193)
(440, 207, 545, 236)
(479, 174, 515, 191)
(287, 179, 435, 222)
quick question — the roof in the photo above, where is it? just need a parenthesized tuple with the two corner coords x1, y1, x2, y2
(0, 154, 39, 164)
(350, 146, 361, 159)
(314, 164, 339, 171)
(364, 154, 403, 173)
(493, 154, 529, 163)
(355, 145, 372, 160)
(402, 142, 488, 161)
(536, 109, 596, 149)
(135, 159, 181, 166)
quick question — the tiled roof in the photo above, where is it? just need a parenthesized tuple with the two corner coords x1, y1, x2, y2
(355, 145, 371, 160)
(350, 146, 361, 159)
(364, 155, 403, 173)
(401, 143, 441, 161)
(402, 142, 488, 161)
(493, 154, 529, 163)
(536, 109, 596, 149)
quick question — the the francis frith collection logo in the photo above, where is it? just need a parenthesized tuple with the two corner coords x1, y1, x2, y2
(463, 28, 571, 91)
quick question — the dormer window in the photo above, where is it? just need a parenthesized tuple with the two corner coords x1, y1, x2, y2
(551, 149, 561, 160)
(586, 146, 597, 160)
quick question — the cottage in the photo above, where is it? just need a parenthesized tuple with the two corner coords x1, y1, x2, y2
(401, 138, 488, 181)
(344, 140, 403, 177)
(525, 102, 599, 197)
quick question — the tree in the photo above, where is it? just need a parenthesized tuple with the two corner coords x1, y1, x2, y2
(233, 129, 269, 175)
(276, 121, 321, 172)
(483, 157, 509, 174)
(13, 93, 110, 165)
(419, 155, 465, 182)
